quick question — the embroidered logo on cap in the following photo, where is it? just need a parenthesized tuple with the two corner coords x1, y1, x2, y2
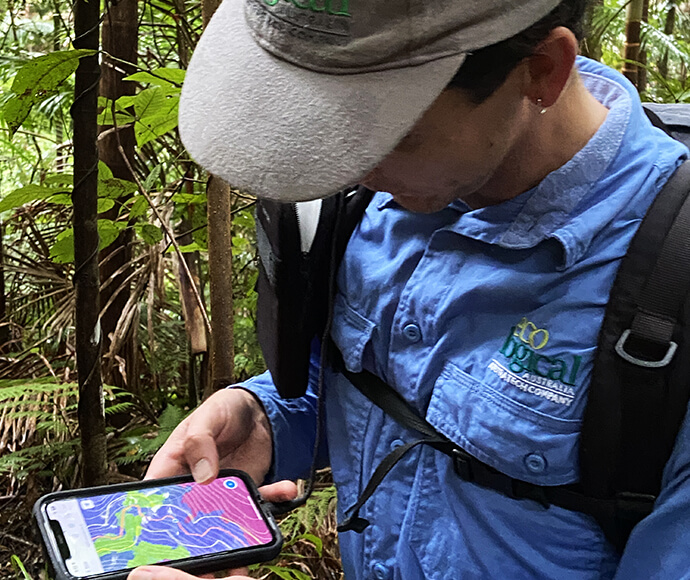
(262, 0, 350, 16)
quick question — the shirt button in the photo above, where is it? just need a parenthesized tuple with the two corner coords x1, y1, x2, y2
(390, 439, 404, 451)
(372, 562, 390, 580)
(402, 323, 422, 343)
(524, 452, 547, 474)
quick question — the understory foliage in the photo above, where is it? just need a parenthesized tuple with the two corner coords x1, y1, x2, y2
(2, 0, 690, 578)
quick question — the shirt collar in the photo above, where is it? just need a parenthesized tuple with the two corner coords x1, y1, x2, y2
(446, 57, 632, 263)
(376, 57, 641, 268)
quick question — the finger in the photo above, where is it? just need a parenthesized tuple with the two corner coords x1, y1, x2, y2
(182, 406, 225, 484)
(128, 566, 251, 580)
(259, 480, 299, 503)
(148, 392, 232, 484)
(145, 420, 192, 481)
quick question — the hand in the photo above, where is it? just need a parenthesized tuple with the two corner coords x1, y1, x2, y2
(127, 481, 298, 580)
(146, 388, 273, 485)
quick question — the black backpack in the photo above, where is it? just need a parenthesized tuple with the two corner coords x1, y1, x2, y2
(254, 103, 690, 552)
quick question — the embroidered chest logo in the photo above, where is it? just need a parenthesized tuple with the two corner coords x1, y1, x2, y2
(488, 317, 583, 407)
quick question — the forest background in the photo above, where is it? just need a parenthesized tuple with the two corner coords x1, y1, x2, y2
(0, 0, 685, 578)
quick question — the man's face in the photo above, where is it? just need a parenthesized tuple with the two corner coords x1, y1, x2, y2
(362, 66, 531, 212)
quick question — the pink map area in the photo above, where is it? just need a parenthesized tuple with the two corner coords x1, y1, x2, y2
(179, 477, 273, 544)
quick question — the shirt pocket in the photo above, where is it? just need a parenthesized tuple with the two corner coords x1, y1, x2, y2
(330, 292, 376, 373)
(426, 361, 581, 485)
(326, 293, 378, 516)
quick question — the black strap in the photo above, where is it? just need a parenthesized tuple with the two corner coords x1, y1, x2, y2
(581, 160, 690, 514)
(336, 366, 654, 550)
(338, 438, 444, 532)
(643, 106, 673, 138)
(336, 366, 454, 532)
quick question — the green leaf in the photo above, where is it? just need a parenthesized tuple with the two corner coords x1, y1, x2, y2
(99, 161, 114, 181)
(2, 49, 96, 135)
(0, 184, 68, 213)
(143, 164, 163, 191)
(124, 68, 185, 87)
(43, 173, 73, 187)
(263, 566, 300, 580)
(136, 223, 164, 245)
(132, 86, 180, 147)
(49, 228, 74, 264)
(10, 555, 32, 580)
(98, 162, 138, 199)
(99, 177, 138, 199)
(116, 95, 138, 109)
(167, 242, 207, 254)
(298, 533, 323, 557)
(171, 192, 206, 204)
(51, 194, 72, 205)
(98, 102, 135, 127)
(98, 198, 115, 212)
(49, 220, 126, 263)
(128, 196, 149, 218)
(99, 219, 127, 248)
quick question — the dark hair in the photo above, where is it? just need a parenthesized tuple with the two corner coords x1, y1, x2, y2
(447, 0, 589, 103)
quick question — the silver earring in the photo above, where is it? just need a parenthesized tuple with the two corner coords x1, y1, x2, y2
(536, 98, 547, 115)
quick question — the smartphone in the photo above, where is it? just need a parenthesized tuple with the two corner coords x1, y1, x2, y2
(33, 469, 283, 580)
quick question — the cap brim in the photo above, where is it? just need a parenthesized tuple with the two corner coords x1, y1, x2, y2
(179, 0, 466, 201)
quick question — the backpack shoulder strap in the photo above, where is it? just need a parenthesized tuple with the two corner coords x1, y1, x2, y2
(579, 159, 690, 545)
(255, 187, 373, 398)
(643, 103, 690, 149)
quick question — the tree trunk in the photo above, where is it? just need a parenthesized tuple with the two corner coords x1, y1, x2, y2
(623, 0, 645, 89)
(99, 0, 138, 392)
(176, 209, 208, 405)
(207, 176, 235, 395)
(658, 1, 677, 81)
(202, 0, 235, 395)
(637, 0, 650, 96)
(73, 0, 107, 486)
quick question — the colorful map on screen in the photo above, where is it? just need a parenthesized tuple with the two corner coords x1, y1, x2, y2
(77, 476, 273, 572)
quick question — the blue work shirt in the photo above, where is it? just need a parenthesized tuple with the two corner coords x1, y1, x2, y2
(242, 57, 690, 579)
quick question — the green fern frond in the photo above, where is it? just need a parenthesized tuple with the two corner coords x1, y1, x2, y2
(0, 380, 76, 402)
(36, 420, 71, 434)
(104, 402, 136, 415)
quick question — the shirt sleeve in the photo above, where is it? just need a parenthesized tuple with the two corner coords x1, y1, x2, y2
(613, 401, 690, 579)
(232, 345, 329, 484)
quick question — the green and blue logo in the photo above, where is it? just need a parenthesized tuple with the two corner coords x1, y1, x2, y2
(263, 0, 351, 16)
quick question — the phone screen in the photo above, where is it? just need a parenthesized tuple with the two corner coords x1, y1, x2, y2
(43, 475, 275, 577)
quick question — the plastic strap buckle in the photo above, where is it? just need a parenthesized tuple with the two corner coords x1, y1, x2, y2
(452, 448, 474, 482)
(615, 329, 678, 368)
(452, 448, 530, 502)
(614, 492, 656, 521)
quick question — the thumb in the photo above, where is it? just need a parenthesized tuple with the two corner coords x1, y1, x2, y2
(259, 480, 299, 503)
(128, 566, 250, 580)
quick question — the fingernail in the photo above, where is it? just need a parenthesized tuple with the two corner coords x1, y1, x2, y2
(193, 458, 213, 482)
(129, 568, 154, 580)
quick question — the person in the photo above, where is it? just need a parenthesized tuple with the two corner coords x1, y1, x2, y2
(129, 0, 690, 578)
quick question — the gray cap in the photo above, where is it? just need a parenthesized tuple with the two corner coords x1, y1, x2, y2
(179, 0, 561, 201)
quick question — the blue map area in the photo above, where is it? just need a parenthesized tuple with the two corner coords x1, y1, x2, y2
(77, 477, 272, 572)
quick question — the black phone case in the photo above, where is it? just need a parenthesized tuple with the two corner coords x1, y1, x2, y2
(33, 469, 283, 580)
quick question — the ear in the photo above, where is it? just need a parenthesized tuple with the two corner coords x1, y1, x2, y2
(524, 26, 578, 108)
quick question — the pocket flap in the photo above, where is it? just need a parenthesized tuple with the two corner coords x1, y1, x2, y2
(427, 362, 581, 485)
(331, 294, 377, 373)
